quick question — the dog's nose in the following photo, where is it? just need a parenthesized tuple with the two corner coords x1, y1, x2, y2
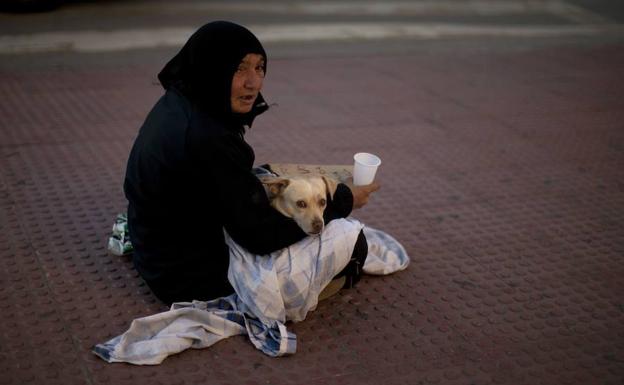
(311, 219, 323, 234)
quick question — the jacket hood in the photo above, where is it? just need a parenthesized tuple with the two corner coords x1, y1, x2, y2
(158, 21, 268, 127)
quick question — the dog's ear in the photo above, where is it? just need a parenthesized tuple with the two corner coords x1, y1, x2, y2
(262, 178, 290, 199)
(321, 176, 338, 199)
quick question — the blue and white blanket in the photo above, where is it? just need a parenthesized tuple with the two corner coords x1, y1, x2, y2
(93, 218, 409, 364)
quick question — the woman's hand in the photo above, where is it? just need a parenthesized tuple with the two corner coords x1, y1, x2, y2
(346, 179, 381, 210)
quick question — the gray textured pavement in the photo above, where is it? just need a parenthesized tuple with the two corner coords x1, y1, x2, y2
(1, 1, 623, 384)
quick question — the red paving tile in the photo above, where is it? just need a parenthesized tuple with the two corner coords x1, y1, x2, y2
(1, 43, 623, 385)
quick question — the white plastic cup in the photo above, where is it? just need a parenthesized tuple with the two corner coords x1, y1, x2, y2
(353, 152, 381, 186)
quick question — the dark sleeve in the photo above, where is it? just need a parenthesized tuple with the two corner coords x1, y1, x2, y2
(194, 133, 309, 255)
(323, 183, 353, 223)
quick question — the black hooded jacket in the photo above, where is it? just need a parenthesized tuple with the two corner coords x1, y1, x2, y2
(124, 21, 354, 304)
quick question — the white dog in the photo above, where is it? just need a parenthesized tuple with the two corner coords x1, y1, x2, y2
(261, 176, 338, 235)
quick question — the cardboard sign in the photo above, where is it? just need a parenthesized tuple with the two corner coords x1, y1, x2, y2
(268, 163, 353, 183)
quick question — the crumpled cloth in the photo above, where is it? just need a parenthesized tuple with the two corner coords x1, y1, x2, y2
(93, 218, 409, 364)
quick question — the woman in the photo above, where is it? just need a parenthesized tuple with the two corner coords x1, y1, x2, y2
(124, 21, 379, 305)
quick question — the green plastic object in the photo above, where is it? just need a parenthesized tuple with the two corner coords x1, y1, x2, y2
(107, 213, 133, 256)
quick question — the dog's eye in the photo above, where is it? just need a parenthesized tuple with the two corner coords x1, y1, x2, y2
(296, 200, 307, 209)
(319, 198, 326, 206)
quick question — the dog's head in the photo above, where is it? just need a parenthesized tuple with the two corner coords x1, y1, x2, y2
(262, 176, 338, 235)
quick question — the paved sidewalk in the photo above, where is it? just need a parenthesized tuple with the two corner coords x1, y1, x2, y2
(1, 42, 623, 384)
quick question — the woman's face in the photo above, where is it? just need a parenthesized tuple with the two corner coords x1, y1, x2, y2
(230, 53, 265, 114)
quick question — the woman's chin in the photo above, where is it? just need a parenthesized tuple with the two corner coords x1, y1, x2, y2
(231, 104, 253, 114)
